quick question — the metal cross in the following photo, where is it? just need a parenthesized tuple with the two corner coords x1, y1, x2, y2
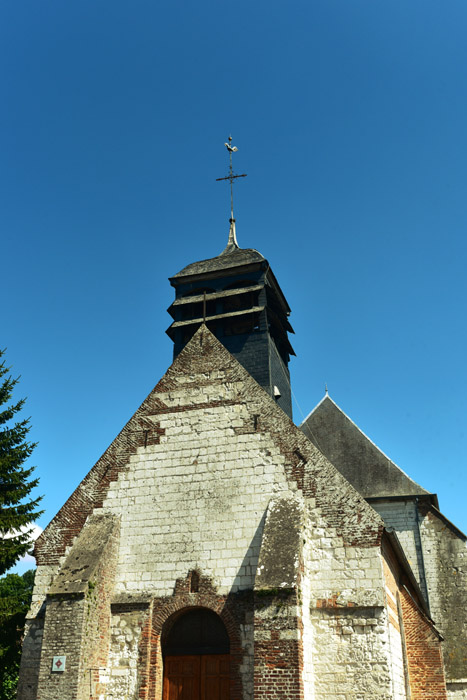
(216, 135, 247, 221)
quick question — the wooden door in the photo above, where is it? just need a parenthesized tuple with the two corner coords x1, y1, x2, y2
(163, 655, 229, 700)
(163, 656, 201, 700)
(201, 655, 230, 700)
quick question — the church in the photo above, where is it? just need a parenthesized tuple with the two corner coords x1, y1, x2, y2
(18, 144, 467, 700)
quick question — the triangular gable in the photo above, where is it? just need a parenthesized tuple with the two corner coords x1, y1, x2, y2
(36, 327, 384, 566)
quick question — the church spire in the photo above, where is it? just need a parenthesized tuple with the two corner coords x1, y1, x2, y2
(221, 218, 239, 254)
(216, 135, 247, 251)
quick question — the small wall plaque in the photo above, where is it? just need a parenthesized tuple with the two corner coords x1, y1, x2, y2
(52, 656, 66, 672)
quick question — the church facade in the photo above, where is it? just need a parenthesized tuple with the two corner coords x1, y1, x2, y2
(18, 218, 466, 700)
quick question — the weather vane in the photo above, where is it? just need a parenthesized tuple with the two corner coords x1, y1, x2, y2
(216, 135, 247, 222)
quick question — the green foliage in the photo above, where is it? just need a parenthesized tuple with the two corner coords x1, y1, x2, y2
(0, 350, 42, 575)
(0, 569, 35, 700)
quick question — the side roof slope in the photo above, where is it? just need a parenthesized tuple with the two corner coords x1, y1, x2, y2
(300, 394, 431, 499)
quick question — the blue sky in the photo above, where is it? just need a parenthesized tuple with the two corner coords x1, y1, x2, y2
(2, 0, 467, 572)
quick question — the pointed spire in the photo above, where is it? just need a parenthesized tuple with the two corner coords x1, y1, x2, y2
(220, 218, 239, 255)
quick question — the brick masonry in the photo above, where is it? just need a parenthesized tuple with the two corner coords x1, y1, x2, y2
(400, 585, 447, 700)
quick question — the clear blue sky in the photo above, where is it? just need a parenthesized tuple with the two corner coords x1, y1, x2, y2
(2, 0, 467, 572)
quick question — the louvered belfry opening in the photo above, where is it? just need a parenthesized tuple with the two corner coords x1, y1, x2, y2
(167, 240, 295, 418)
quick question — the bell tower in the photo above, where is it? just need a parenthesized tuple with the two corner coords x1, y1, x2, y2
(166, 138, 295, 418)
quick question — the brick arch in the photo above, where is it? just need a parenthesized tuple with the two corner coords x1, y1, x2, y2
(154, 599, 241, 650)
(138, 578, 245, 700)
(160, 605, 231, 655)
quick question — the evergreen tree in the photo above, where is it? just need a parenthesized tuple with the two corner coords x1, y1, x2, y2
(0, 350, 42, 575)
(0, 569, 35, 700)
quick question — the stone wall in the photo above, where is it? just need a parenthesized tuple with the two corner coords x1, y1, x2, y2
(419, 506, 467, 687)
(446, 681, 467, 700)
(24, 515, 119, 700)
(106, 602, 151, 700)
(78, 518, 120, 700)
(101, 390, 290, 596)
(25, 328, 444, 700)
(79, 329, 381, 601)
(253, 493, 305, 700)
(34, 328, 384, 572)
(18, 566, 68, 700)
(36, 596, 86, 700)
(19, 558, 79, 699)
(17, 615, 45, 700)
(303, 502, 395, 700)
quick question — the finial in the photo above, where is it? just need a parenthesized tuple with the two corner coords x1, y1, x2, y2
(225, 135, 237, 155)
(219, 218, 239, 255)
(216, 135, 247, 230)
(325, 383, 328, 395)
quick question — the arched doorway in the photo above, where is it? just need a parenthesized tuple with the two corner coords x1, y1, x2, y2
(162, 608, 230, 700)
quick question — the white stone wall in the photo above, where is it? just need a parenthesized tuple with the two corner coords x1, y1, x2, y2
(419, 511, 465, 624)
(29, 564, 62, 614)
(419, 510, 467, 687)
(447, 681, 467, 700)
(303, 503, 385, 606)
(106, 610, 145, 700)
(300, 551, 316, 700)
(310, 606, 393, 700)
(302, 502, 397, 700)
(98, 375, 293, 596)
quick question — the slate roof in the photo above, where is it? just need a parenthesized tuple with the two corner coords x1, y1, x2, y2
(171, 219, 265, 279)
(300, 394, 431, 499)
(172, 246, 265, 279)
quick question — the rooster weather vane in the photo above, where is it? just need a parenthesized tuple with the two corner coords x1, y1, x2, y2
(216, 135, 247, 222)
